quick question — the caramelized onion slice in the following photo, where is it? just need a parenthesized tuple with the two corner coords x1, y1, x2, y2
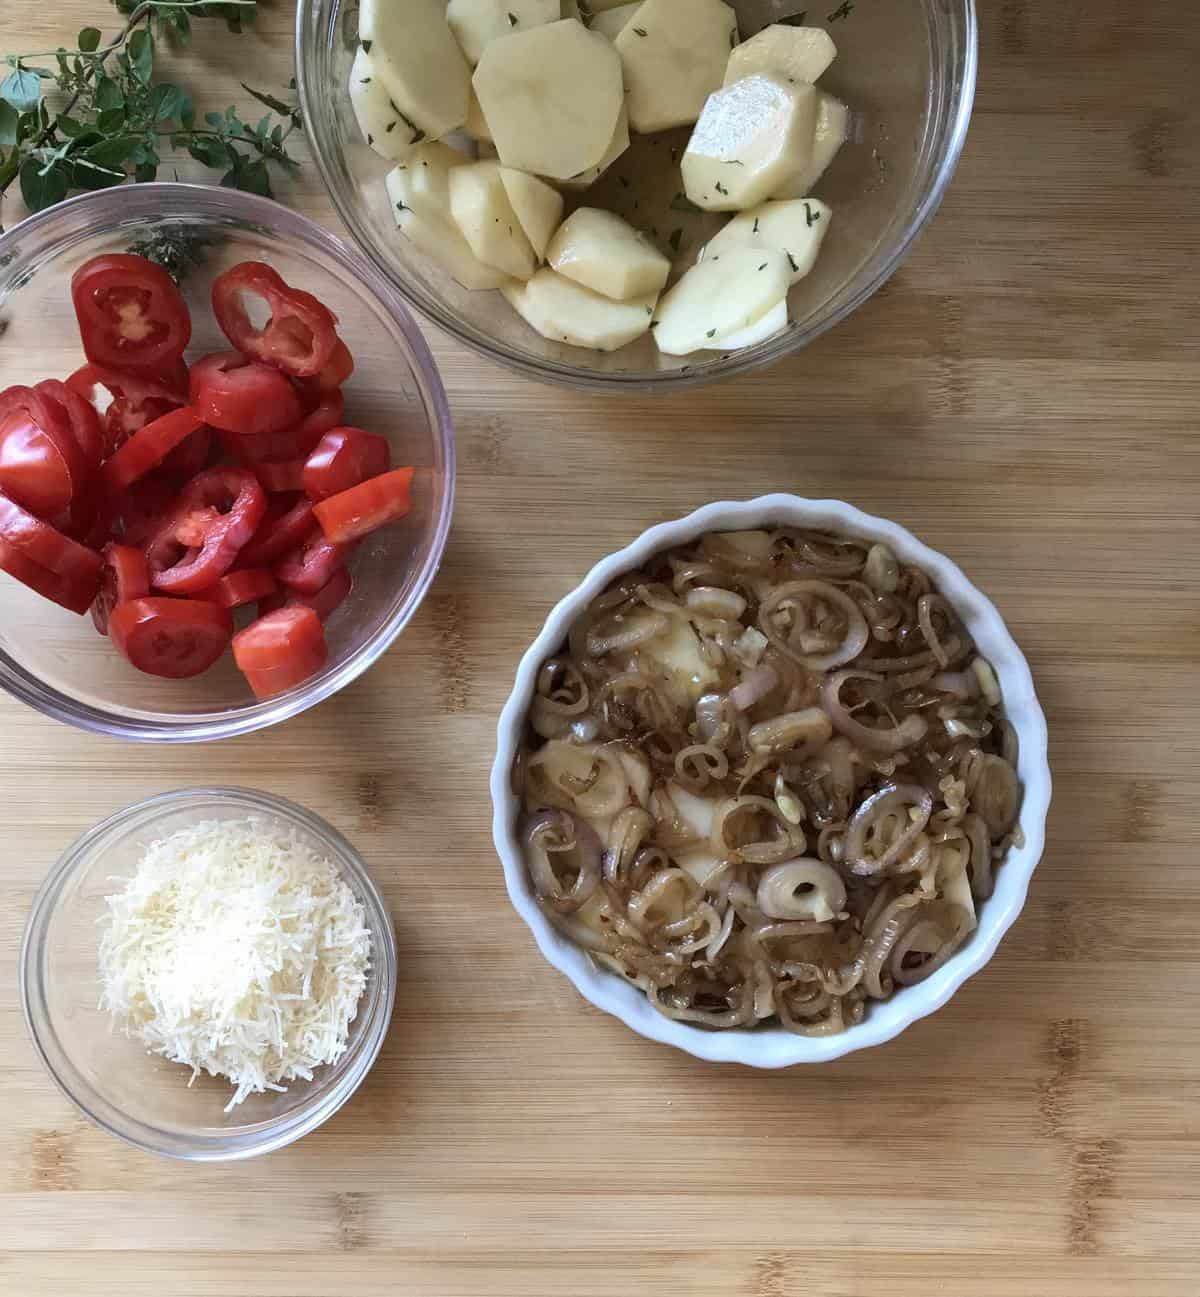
(756, 859, 847, 922)
(758, 580, 870, 671)
(523, 810, 602, 914)
(821, 669, 928, 754)
(844, 783, 934, 876)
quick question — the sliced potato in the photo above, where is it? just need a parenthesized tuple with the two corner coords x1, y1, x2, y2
(386, 166, 508, 290)
(349, 46, 424, 161)
(681, 75, 819, 211)
(448, 160, 538, 279)
(503, 269, 657, 350)
(558, 103, 630, 189)
(642, 616, 720, 700)
(547, 207, 670, 300)
(389, 141, 474, 220)
(473, 19, 624, 181)
(590, 0, 642, 40)
(772, 92, 849, 198)
(614, 0, 738, 132)
(701, 197, 832, 283)
(652, 246, 790, 355)
(723, 23, 836, 87)
(499, 167, 564, 260)
(464, 88, 493, 142)
(587, 0, 638, 9)
(709, 298, 788, 350)
(447, 0, 559, 65)
(360, 0, 471, 139)
(560, 0, 581, 16)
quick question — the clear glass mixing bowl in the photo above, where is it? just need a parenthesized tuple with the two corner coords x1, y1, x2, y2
(0, 183, 455, 740)
(297, 0, 977, 388)
(20, 788, 398, 1161)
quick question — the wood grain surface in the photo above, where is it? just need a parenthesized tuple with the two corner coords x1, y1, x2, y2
(2, 2, 1199, 1295)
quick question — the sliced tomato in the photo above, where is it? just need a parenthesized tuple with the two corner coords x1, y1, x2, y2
(238, 497, 317, 568)
(313, 466, 414, 545)
(233, 605, 328, 698)
(108, 597, 232, 678)
(303, 426, 391, 502)
(146, 466, 267, 594)
(190, 351, 303, 436)
(71, 253, 191, 374)
(0, 385, 87, 520)
(101, 406, 205, 494)
(211, 261, 339, 379)
(196, 568, 278, 610)
(256, 458, 306, 494)
(0, 536, 99, 614)
(34, 379, 104, 468)
(297, 338, 355, 398)
(91, 542, 151, 635)
(0, 492, 103, 583)
(275, 530, 355, 595)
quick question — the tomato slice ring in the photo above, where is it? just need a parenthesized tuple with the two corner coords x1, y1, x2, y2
(101, 406, 206, 494)
(196, 568, 278, 610)
(275, 530, 356, 595)
(108, 597, 233, 678)
(238, 497, 317, 568)
(146, 466, 267, 594)
(211, 261, 339, 379)
(303, 426, 391, 502)
(0, 536, 99, 614)
(233, 605, 328, 698)
(190, 351, 303, 436)
(313, 466, 415, 545)
(71, 254, 191, 374)
(91, 542, 151, 635)
(0, 384, 87, 520)
(0, 492, 103, 584)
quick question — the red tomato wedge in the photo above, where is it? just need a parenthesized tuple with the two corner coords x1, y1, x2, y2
(91, 542, 150, 635)
(190, 351, 303, 435)
(233, 605, 328, 698)
(101, 406, 206, 493)
(238, 497, 317, 569)
(71, 254, 191, 374)
(34, 379, 104, 468)
(211, 261, 339, 379)
(197, 567, 278, 610)
(146, 466, 266, 594)
(303, 426, 390, 502)
(0, 385, 86, 520)
(313, 466, 414, 545)
(0, 536, 99, 614)
(108, 597, 232, 678)
(275, 530, 355, 595)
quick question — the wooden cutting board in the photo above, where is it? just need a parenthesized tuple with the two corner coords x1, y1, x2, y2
(1, 3, 1197, 1294)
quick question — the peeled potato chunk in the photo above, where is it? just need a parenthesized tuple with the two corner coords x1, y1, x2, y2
(499, 168, 564, 260)
(387, 158, 507, 291)
(772, 92, 849, 198)
(349, 46, 424, 161)
(558, 103, 630, 190)
(473, 19, 623, 181)
(360, 0, 471, 140)
(464, 88, 493, 141)
(447, 0, 560, 65)
(681, 75, 819, 211)
(590, 1, 642, 40)
(652, 246, 790, 355)
(547, 208, 671, 301)
(701, 197, 832, 284)
(724, 24, 837, 87)
(614, 0, 738, 133)
(504, 270, 657, 350)
(710, 297, 788, 350)
(587, 0, 637, 9)
(448, 160, 538, 280)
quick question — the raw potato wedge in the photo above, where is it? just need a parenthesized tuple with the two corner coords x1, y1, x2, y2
(614, 0, 738, 132)
(390, 141, 475, 221)
(590, 1, 642, 40)
(547, 207, 670, 300)
(503, 270, 657, 350)
(772, 92, 849, 198)
(724, 24, 837, 87)
(701, 197, 832, 283)
(681, 76, 819, 211)
(499, 168, 564, 260)
(447, 0, 560, 65)
(709, 297, 788, 350)
(464, 88, 493, 141)
(558, 103, 630, 189)
(360, 0, 471, 139)
(349, 46, 424, 161)
(448, 160, 538, 279)
(473, 20, 624, 181)
(586, 0, 638, 10)
(386, 166, 508, 290)
(651, 246, 790, 355)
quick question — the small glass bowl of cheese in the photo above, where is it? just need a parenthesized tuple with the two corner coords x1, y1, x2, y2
(20, 787, 398, 1161)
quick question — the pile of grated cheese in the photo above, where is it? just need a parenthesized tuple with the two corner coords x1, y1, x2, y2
(98, 817, 372, 1112)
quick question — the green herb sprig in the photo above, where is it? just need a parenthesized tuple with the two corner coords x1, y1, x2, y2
(0, 0, 300, 229)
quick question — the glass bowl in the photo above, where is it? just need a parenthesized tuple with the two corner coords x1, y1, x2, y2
(20, 787, 398, 1161)
(0, 183, 454, 741)
(297, 0, 977, 388)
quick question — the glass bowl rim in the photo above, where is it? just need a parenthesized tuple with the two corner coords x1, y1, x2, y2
(19, 785, 399, 1161)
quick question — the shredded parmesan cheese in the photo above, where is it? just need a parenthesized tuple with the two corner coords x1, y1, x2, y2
(98, 818, 372, 1111)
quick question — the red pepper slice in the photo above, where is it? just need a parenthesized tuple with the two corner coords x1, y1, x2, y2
(256, 458, 307, 494)
(108, 597, 233, 678)
(264, 564, 354, 621)
(0, 536, 99, 614)
(196, 567, 278, 610)
(238, 497, 317, 569)
(0, 385, 87, 520)
(303, 426, 391, 502)
(211, 261, 339, 379)
(101, 406, 206, 494)
(34, 379, 105, 469)
(112, 475, 178, 546)
(0, 492, 103, 584)
(296, 338, 355, 399)
(71, 253, 191, 374)
(313, 466, 414, 545)
(146, 466, 267, 594)
(275, 529, 356, 595)
(233, 605, 328, 698)
(190, 351, 303, 436)
(91, 542, 151, 635)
